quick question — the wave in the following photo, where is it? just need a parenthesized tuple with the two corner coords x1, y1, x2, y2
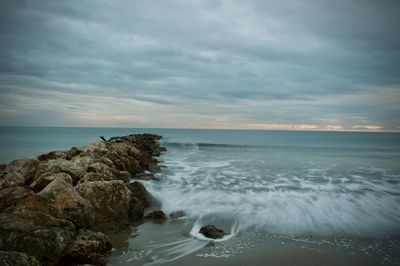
(161, 141, 398, 153)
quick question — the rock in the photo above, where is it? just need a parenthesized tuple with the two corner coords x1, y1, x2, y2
(58, 229, 112, 266)
(34, 159, 87, 185)
(127, 181, 151, 208)
(139, 154, 152, 169)
(145, 210, 167, 221)
(0, 209, 76, 265)
(75, 180, 131, 230)
(80, 142, 108, 158)
(0, 186, 58, 216)
(29, 172, 73, 193)
(148, 162, 161, 173)
(0, 133, 164, 265)
(128, 197, 144, 221)
(0, 251, 42, 266)
(38, 173, 94, 228)
(133, 172, 157, 181)
(78, 172, 105, 184)
(199, 225, 225, 239)
(38, 151, 66, 161)
(0, 158, 39, 189)
(169, 210, 186, 219)
(86, 161, 129, 183)
(65, 147, 82, 160)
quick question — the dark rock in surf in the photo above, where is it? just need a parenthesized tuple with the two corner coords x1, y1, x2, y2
(199, 225, 225, 239)
(169, 210, 186, 219)
(145, 210, 167, 221)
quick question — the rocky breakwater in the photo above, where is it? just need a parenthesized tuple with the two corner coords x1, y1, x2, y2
(0, 134, 166, 266)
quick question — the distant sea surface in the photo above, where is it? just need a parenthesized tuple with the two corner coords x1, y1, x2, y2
(1, 127, 400, 265)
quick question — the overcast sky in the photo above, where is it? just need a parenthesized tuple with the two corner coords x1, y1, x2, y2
(0, 0, 399, 131)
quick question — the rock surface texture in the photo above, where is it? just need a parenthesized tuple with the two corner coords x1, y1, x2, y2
(0, 134, 165, 265)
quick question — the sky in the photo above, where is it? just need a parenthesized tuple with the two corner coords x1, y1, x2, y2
(0, 0, 399, 131)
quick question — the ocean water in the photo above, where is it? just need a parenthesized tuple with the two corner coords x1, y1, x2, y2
(1, 127, 400, 264)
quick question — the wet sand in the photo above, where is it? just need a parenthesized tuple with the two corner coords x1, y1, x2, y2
(108, 219, 400, 266)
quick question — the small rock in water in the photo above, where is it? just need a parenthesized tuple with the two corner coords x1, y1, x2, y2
(199, 225, 225, 239)
(145, 210, 167, 221)
(169, 210, 186, 219)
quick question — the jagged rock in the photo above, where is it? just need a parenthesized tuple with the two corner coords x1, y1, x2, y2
(86, 161, 129, 183)
(29, 172, 73, 193)
(58, 229, 112, 266)
(65, 147, 82, 160)
(80, 142, 108, 158)
(29, 174, 56, 193)
(0, 209, 76, 265)
(145, 210, 167, 221)
(152, 145, 167, 156)
(0, 251, 42, 266)
(127, 181, 151, 208)
(38, 173, 94, 228)
(0, 186, 58, 216)
(0, 133, 164, 265)
(0, 164, 7, 172)
(139, 154, 152, 169)
(128, 197, 144, 221)
(78, 172, 105, 184)
(34, 159, 87, 185)
(0, 158, 39, 189)
(148, 162, 161, 173)
(199, 225, 225, 239)
(75, 180, 131, 230)
(38, 151, 66, 161)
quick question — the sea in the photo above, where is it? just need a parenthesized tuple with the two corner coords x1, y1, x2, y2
(1, 127, 400, 265)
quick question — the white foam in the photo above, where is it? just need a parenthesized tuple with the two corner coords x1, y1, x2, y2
(148, 144, 400, 239)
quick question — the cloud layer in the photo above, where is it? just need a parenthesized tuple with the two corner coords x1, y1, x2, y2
(1, 0, 399, 130)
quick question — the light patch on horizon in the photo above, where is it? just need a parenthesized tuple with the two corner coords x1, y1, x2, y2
(0, 0, 399, 131)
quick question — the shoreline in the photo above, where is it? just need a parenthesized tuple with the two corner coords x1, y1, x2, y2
(109, 219, 398, 266)
(0, 134, 166, 265)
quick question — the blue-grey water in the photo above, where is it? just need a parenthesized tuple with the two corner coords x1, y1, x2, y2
(1, 127, 400, 265)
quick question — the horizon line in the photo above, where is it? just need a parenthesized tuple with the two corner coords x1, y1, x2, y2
(0, 125, 399, 133)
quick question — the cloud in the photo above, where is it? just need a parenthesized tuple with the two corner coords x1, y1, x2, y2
(0, 0, 399, 130)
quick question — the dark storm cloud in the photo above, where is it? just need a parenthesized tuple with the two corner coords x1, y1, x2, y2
(0, 0, 399, 130)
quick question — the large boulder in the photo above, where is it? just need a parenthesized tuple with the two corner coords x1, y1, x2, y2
(0, 158, 39, 189)
(58, 229, 112, 266)
(34, 159, 87, 185)
(105, 142, 142, 176)
(127, 181, 151, 208)
(0, 251, 42, 266)
(75, 180, 131, 230)
(86, 161, 129, 183)
(38, 173, 94, 228)
(80, 142, 108, 158)
(128, 197, 144, 221)
(0, 186, 58, 216)
(0, 209, 76, 265)
(199, 225, 225, 239)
